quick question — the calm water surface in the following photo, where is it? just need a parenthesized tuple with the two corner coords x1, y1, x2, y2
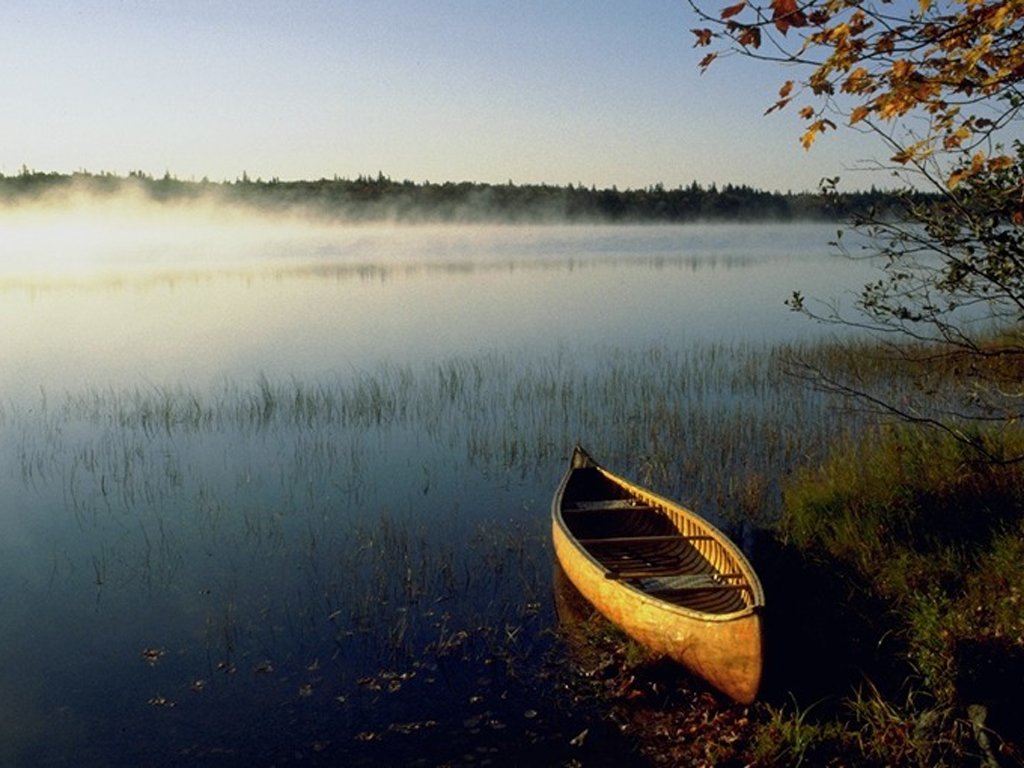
(0, 220, 874, 765)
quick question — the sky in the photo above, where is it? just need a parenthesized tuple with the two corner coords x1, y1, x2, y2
(0, 1, 890, 192)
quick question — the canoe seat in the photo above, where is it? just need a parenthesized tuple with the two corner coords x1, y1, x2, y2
(567, 500, 656, 512)
(607, 567, 745, 582)
(639, 574, 750, 593)
(645, 580, 751, 612)
(579, 534, 713, 545)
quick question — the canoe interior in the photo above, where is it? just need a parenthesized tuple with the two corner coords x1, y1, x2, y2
(560, 463, 756, 616)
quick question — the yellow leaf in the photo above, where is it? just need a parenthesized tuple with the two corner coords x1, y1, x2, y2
(891, 60, 915, 80)
(946, 169, 967, 189)
(988, 155, 1014, 172)
(849, 105, 871, 124)
(919, 0, 930, 13)
(842, 67, 872, 94)
(989, 4, 1010, 30)
(943, 125, 972, 149)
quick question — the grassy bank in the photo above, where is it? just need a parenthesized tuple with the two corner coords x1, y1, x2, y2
(754, 425, 1024, 766)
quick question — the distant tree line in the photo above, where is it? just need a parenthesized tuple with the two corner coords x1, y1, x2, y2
(0, 167, 925, 223)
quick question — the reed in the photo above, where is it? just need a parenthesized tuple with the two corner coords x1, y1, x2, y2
(0, 336, 876, 763)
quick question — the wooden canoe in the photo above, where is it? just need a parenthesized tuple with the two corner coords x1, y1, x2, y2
(551, 445, 765, 704)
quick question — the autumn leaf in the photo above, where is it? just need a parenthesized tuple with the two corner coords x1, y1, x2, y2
(692, 28, 714, 47)
(721, 1, 747, 20)
(987, 154, 1014, 172)
(875, 35, 896, 55)
(849, 105, 871, 124)
(736, 25, 762, 48)
(842, 67, 873, 94)
(699, 52, 719, 71)
(946, 168, 969, 188)
(890, 137, 935, 164)
(779, 80, 795, 99)
(771, 0, 808, 33)
(801, 118, 836, 149)
(890, 59, 916, 80)
(942, 125, 972, 149)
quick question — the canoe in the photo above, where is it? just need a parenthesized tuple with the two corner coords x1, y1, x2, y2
(551, 445, 765, 704)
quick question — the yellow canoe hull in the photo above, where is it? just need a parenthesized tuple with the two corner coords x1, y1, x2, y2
(552, 446, 764, 704)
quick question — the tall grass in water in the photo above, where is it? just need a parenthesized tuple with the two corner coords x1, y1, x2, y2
(11, 341, 858, 525)
(0, 339, 873, 762)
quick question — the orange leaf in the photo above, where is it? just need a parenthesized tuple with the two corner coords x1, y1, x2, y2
(801, 119, 835, 150)
(721, 1, 747, 20)
(736, 26, 762, 48)
(771, 0, 808, 33)
(891, 147, 915, 164)
(779, 80, 795, 99)
(692, 28, 713, 46)
(946, 169, 968, 189)
(849, 105, 871, 124)
(699, 52, 719, 71)
(988, 155, 1013, 172)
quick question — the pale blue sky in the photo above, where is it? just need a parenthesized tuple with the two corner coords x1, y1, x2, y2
(0, 1, 885, 191)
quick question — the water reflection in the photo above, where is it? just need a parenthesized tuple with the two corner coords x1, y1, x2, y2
(0, 221, 876, 764)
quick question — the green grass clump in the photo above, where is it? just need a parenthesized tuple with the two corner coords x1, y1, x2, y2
(769, 424, 1024, 762)
(781, 425, 1024, 604)
(748, 697, 846, 767)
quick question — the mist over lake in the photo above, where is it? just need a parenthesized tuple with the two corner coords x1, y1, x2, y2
(1, 216, 870, 404)
(0, 214, 872, 765)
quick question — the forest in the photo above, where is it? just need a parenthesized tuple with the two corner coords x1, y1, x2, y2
(0, 167, 918, 223)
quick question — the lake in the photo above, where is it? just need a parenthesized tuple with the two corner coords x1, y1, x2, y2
(0, 217, 874, 765)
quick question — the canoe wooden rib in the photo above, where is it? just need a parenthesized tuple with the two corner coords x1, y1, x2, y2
(551, 445, 765, 704)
